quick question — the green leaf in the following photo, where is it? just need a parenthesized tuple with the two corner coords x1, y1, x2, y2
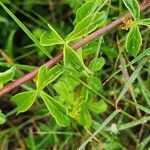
(89, 57, 105, 72)
(45, 65, 64, 87)
(54, 80, 74, 104)
(0, 1, 52, 58)
(36, 65, 64, 91)
(89, 100, 107, 114)
(126, 25, 142, 57)
(11, 90, 37, 113)
(102, 47, 118, 58)
(79, 104, 92, 127)
(58, 74, 79, 92)
(0, 110, 6, 125)
(123, 0, 140, 20)
(0, 66, 16, 87)
(64, 45, 85, 72)
(41, 92, 71, 127)
(66, 11, 106, 42)
(26, 134, 36, 150)
(82, 41, 99, 57)
(75, 0, 99, 24)
(138, 18, 150, 27)
(36, 65, 47, 90)
(40, 24, 64, 46)
(6, 29, 16, 58)
(88, 76, 103, 92)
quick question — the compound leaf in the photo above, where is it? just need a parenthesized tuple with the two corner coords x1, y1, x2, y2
(64, 45, 85, 72)
(123, 0, 140, 20)
(36, 65, 64, 91)
(75, 0, 99, 24)
(89, 100, 107, 114)
(40, 24, 64, 46)
(79, 104, 92, 127)
(89, 57, 105, 72)
(11, 90, 37, 113)
(54, 80, 74, 104)
(66, 11, 106, 42)
(41, 91, 71, 127)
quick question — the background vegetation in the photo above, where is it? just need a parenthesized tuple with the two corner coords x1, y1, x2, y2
(0, 0, 150, 149)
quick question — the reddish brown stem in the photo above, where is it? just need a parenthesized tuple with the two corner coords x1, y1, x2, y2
(0, 1, 149, 97)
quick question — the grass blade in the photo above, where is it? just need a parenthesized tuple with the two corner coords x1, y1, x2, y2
(78, 110, 120, 150)
(0, 1, 52, 58)
(118, 116, 150, 130)
(125, 99, 150, 114)
(116, 58, 147, 104)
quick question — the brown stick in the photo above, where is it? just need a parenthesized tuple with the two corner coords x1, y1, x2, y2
(0, 1, 149, 97)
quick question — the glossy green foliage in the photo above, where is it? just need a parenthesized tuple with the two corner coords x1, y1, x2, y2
(0, 66, 15, 88)
(1, 0, 150, 149)
(53, 71, 80, 105)
(79, 100, 107, 126)
(123, 0, 140, 20)
(88, 76, 103, 92)
(126, 25, 142, 57)
(1, 0, 146, 132)
(40, 24, 64, 46)
(89, 100, 107, 114)
(54, 80, 74, 104)
(36, 65, 64, 91)
(75, 0, 100, 24)
(79, 104, 92, 127)
(41, 92, 71, 127)
(64, 45, 85, 72)
(66, 11, 106, 42)
(89, 57, 105, 72)
(11, 90, 37, 113)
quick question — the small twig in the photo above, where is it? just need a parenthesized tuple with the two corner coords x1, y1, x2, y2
(0, 1, 149, 97)
(138, 124, 144, 141)
(0, 49, 14, 64)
